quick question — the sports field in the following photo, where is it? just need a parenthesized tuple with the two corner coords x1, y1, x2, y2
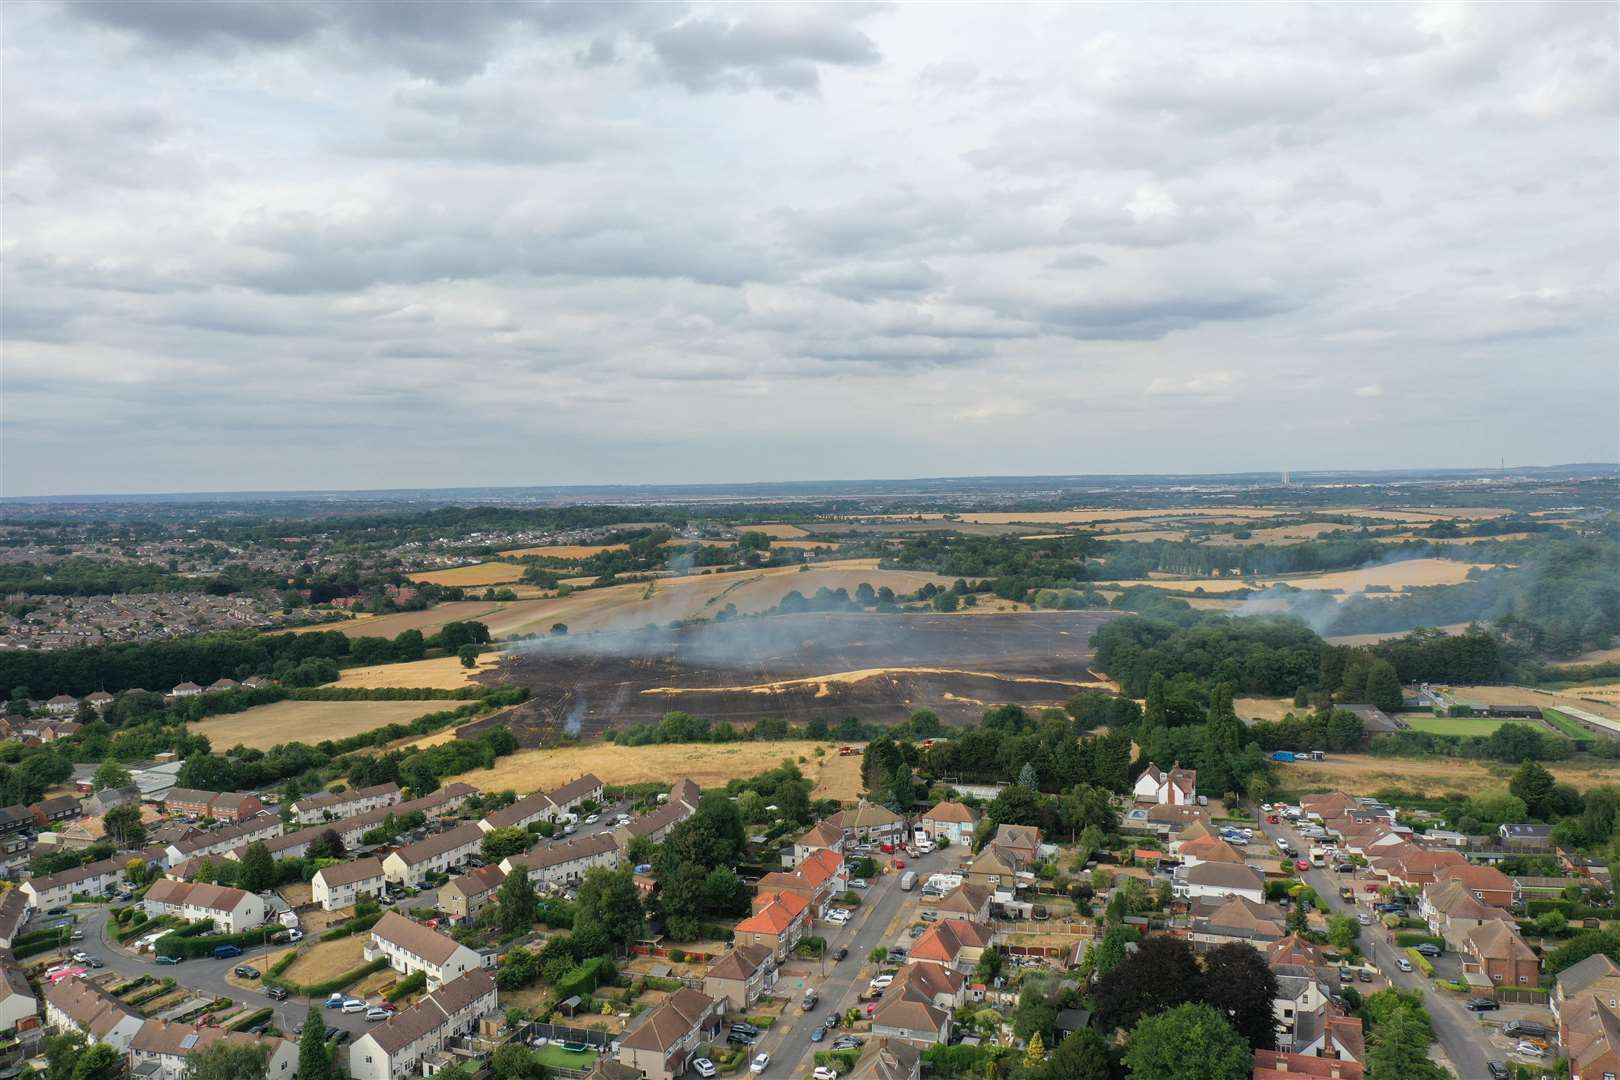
(1401, 715, 1546, 737)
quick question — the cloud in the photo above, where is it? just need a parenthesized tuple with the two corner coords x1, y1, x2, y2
(1145, 371, 1235, 398)
(1353, 384, 1384, 398)
(648, 9, 881, 94)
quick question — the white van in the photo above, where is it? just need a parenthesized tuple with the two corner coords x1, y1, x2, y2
(915, 836, 934, 854)
(899, 871, 918, 891)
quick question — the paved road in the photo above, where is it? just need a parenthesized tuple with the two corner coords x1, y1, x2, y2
(1255, 814, 1498, 1078)
(752, 848, 946, 1080)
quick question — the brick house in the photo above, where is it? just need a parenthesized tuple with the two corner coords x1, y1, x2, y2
(732, 891, 810, 961)
(617, 988, 723, 1080)
(702, 944, 777, 1011)
(1461, 921, 1540, 988)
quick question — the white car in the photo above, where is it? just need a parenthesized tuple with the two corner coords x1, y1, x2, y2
(813, 1069, 839, 1080)
(1515, 1042, 1545, 1057)
(849, 879, 868, 890)
(692, 1059, 717, 1078)
(1261, 803, 1273, 812)
(869, 975, 893, 990)
(750, 1053, 770, 1074)
(585, 814, 600, 825)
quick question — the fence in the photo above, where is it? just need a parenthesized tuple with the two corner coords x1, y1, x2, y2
(1492, 987, 1548, 1005)
(517, 1021, 615, 1049)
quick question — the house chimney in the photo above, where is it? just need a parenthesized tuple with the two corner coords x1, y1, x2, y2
(1329, 1067, 1341, 1080)
(1273, 1055, 1288, 1072)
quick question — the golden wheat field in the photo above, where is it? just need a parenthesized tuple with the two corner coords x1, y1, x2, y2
(336, 654, 501, 689)
(742, 524, 810, 538)
(296, 601, 504, 638)
(194, 699, 446, 750)
(407, 562, 527, 586)
(1280, 754, 1620, 797)
(499, 544, 628, 559)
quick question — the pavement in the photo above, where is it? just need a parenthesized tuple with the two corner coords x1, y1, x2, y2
(1255, 812, 1508, 1078)
(749, 847, 947, 1080)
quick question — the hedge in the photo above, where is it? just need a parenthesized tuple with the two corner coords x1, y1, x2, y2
(320, 912, 383, 942)
(156, 925, 279, 959)
(555, 956, 616, 1001)
(264, 957, 389, 997)
(1395, 933, 1446, 952)
(385, 972, 426, 1001)
(1528, 899, 1613, 920)
(230, 1007, 274, 1032)
(643, 976, 683, 992)
(813, 1051, 860, 1072)
(1404, 948, 1435, 977)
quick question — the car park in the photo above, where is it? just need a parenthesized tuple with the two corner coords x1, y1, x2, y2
(692, 1059, 717, 1078)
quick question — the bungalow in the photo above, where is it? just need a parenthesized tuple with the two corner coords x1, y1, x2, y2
(788, 821, 845, 868)
(127, 1021, 295, 1080)
(1176, 836, 1247, 869)
(206, 678, 241, 694)
(500, 832, 619, 888)
(1461, 921, 1540, 988)
(733, 891, 811, 962)
(917, 803, 978, 847)
(1144, 803, 1211, 833)
(21, 856, 127, 909)
(44, 695, 78, 716)
(1188, 896, 1287, 950)
(364, 911, 489, 990)
(1172, 862, 1266, 904)
(1431, 863, 1517, 909)
(908, 919, 994, 972)
(1300, 792, 1359, 820)
(29, 795, 82, 829)
(43, 977, 143, 1051)
(0, 889, 29, 948)
(311, 857, 387, 912)
(438, 864, 507, 920)
(826, 803, 906, 845)
(887, 962, 965, 1011)
(242, 676, 275, 690)
(846, 1039, 921, 1080)
(349, 969, 499, 1080)
(290, 782, 402, 825)
(1498, 823, 1554, 849)
(1555, 954, 1620, 1029)
(169, 683, 203, 698)
(754, 848, 847, 918)
(934, 883, 994, 922)
(84, 691, 114, 712)
(0, 957, 37, 1032)
(1133, 762, 1197, 806)
(143, 880, 266, 934)
(870, 988, 950, 1047)
(381, 822, 485, 887)
(702, 944, 777, 1011)
(617, 987, 724, 1080)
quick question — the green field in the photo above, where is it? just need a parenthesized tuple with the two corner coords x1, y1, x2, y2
(534, 1044, 602, 1070)
(1542, 708, 1592, 740)
(1403, 716, 1546, 737)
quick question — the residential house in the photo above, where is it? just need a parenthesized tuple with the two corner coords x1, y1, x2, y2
(85, 786, 139, 817)
(908, 919, 994, 971)
(43, 977, 143, 1051)
(127, 1021, 295, 1080)
(438, 864, 507, 920)
(1296, 1013, 1365, 1065)
(1461, 921, 1540, 988)
(1556, 954, 1620, 1030)
(0, 890, 29, 948)
(733, 891, 811, 962)
(788, 821, 844, 868)
(0, 806, 34, 838)
(754, 848, 846, 918)
(1133, 762, 1198, 806)
(161, 788, 263, 821)
(1563, 996, 1620, 1080)
(1143, 803, 1211, 834)
(169, 683, 203, 698)
(702, 945, 777, 1011)
(164, 815, 283, 863)
(963, 846, 1022, 889)
(934, 883, 993, 922)
(1432, 863, 1517, 909)
(29, 796, 82, 829)
(44, 695, 78, 716)
(616, 780, 702, 851)
(501, 832, 619, 888)
(1176, 836, 1247, 869)
(289, 783, 402, 825)
(477, 791, 558, 833)
(990, 824, 1041, 865)
(826, 803, 906, 845)
(1300, 792, 1360, 820)
(311, 857, 387, 912)
(381, 822, 485, 887)
(143, 880, 266, 933)
(21, 856, 128, 908)
(0, 958, 38, 1032)
(846, 1040, 921, 1080)
(1172, 862, 1266, 904)
(547, 773, 605, 817)
(226, 823, 335, 864)
(870, 983, 950, 1047)
(887, 963, 965, 1011)
(917, 803, 978, 847)
(84, 691, 114, 712)
(1252, 1051, 1363, 1080)
(364, 911, 489, 990)
(335, 783, 480, 849)
(1419, 880, 1514, 948)
(1188, 896, 1287, 950)
(616, 987, 724, 1080)
(349, 969, 499, 1080)
(1499, 823, 1554, 848)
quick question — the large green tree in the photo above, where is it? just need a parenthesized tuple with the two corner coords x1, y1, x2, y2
(574, 867, 643, 952)
(102, 803, 145, 849)
(1365, 1002, 1446, 1080)
(73, 1044, 126, 1080)
(497, 865, 538, 936)
(298, 1003, 331, 1080)
(186, 1041, 271, 1080)
(237, 840, 276, 893)
(1198, 943, 1279, 1048)
(1045, 1029, 1114, 1080)
(1509, 760, 1557, 820)
(92, 758, 132, 792)
(1122, 1003, 1251, 1080)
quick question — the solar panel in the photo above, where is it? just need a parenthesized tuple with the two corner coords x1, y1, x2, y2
(180, 1034, 199, 1049)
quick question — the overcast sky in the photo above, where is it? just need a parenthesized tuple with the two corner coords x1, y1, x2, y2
(3, 1, 1617, 496)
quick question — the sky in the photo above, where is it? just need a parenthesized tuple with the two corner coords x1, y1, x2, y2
(3, 1, 1617, 497)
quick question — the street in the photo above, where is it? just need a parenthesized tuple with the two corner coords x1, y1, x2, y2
(1255, 813, 1497, 1078)
(752, 846, 947, 1079)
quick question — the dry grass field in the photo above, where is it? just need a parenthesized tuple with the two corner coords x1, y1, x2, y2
(1235, 697, 1299, 722)
(745, 524, 809, 538)
(955, 508, 1284, 526)
(1281, 753, 1620, 796)
(1222, 522, 1350, 545)
(500, 544, 627, 558)
(407, 562, 527, 587)
(299, 601, 503, 639)
(1095, 529, 1189, 543)
(336, 654, 501, 689)
(1445, 684, 1620, 721)
(1554, 645, 1620, 667)
(1095, 558, 1497, 597)
(480, 560, 952, 638)
(443, 739, 865, 801)
(772, 539, 841, 550)
(194, 699, 445, 750)
(278, 937, 393, 994)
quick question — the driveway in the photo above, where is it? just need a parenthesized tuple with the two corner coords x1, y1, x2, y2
(1256, 813, 1500, 1078)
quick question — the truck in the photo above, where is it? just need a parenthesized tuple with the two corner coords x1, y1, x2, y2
(899, 871, 917, 891)
(1309, 847, 1326, 867)
(1271, 751, 1296, 763)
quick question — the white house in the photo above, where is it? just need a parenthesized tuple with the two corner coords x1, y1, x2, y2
(349, 969, 498, 1080)
(787, 821, 845, 868)
(1133, 762, 1198, 806)
(142, 880, 266, 934)
(335, 783, 480, 849)
(381, 822, 484, 887)
(364, 911, 489, 990)
(500, 832, 619, 888)
(478, 773, 605, 833)
(44, 977, 144, 1051)
(917, 803, 979, 847)
(1171, 861, 1266, 904)
(311, 857, 387, 912)
(127, 1020, 296, 1080)
(21, 857, 128, 909)
(290, 782, 402, 825)
(0, 958, 38, 1031)
(164, 816, 283, 864)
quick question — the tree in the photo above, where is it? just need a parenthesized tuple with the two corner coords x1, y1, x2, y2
(1024, 1031, 1046, 1066)
(1510, 761, 1557, 819)
(72, 1044, 125, 1080)
(888, 764, 915, 812)
(498, 865, 538, 936)
(1017, 761, 1040, 790)
(299, 1003, 331, 1080)
(574, 867, 643, 951)
(1013, 982, 1059, 1043)
(482, 827, 533, 861)
(1122, 1003, 1251, 1080)
(1364, 659, 1403, 713)
(102, 803, 145, 849)
(1198, 943, 1280, 1048)
(43, 1031, 85, 1080)
(309, 829, 344, 860)
(237, 840, 275, 893)
(1327, 914, 1360, 952)
(92, 758, 132, 792)
(973, 947, 1003, 984)
(186, 1041, 271, 1080)
(1092, 925, 1130, 978)
(1365, 1002, 1446, 1080)
(491, 1044, 545, 1080)
(1046, 1030, 1113, 1080)
(458, 644, 481, 668)
(1094, 935, 1200, 1033)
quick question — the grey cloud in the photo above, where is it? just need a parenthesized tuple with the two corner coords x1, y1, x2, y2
(648, 11, 881, 94)
(814, 260, 942, 301)
(357, 85, 621, 164)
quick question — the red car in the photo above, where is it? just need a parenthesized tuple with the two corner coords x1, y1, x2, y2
(1295, 860, 1311, 872)
(1267, 814, 1280, 824)
(893, 858, 906, 869)
(1364, 883, 1378, 892)
(880, 843, 895, 854)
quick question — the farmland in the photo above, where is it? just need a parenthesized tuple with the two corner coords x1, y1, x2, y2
(193, 699, 446, 750)
(1401, 715, 1554, 738)
(441, 738, 864, 801)
(300, 601, 503, 639)
(336, 654, 501, 689)
(407, 562, 526, 587)
(499, 544, 627, 558)
(1278, 753, 1620, 797)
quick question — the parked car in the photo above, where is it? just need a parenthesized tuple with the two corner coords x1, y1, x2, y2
(1267, 814, 1279, 824)
(366, 1007, 389, 1021)
(85, 957, 103, 969)
(908, 926, 925, 938)
(585, 814, 600, 825)
(731, 1023, 761, 1037)
(750, 1054, 770, 1074)
(1295, 860, 1311, 872)
(325, 994, 347, 1009)
(1465, 998, 1500, 1012)
(267, 987, 289, 1001)
(1414, 943, 1441, 958)
(234, 966, 260, 980)
(813, 1069, 838, 1080)
(892, 858, 906, 869)
(920, 911, 937, 922)
(809, 1027, 826, 1043)
(832, 947, 848, 961)
(1515, 1042, 1545, 1057)
(342, 999, 366, 1013)
(849, 879, 868, 890)
(691, 1059, 717, 1078)
(1335, 863, 1355, 873)
(155, 955, 181, 965)
(1486, 1063, 1509, 1079)
(1357, 970, 1372, 983)
(1357, 913, 1371, 925)
(728, 1032, 756, 1046)
(1395, 958, 1412, 973)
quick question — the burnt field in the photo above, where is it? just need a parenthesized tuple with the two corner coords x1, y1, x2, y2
(469, 611, 1116, 745)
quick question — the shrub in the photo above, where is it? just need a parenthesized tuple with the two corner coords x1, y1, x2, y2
(386, 971, 428, 1001)
(1394, 933, 1446, 951)
(556, 956, 616, 1000)
(1404, 948, 1435, 977)
(155, 925, 280, 959)
(264, 957, 389, 997)
(230, 1007, 273, 1031)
